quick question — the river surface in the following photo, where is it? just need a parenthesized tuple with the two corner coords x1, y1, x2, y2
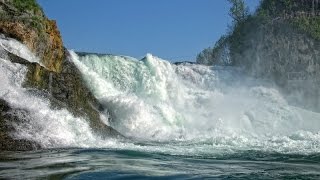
(1, 147, 320, 179)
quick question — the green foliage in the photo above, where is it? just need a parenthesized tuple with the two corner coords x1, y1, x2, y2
(196, 47, 213, 65)
(196, 0, 249, 65)
(258, 0, 289, 16)
(196, 35, 232, 65)
(291, 16, 320, 40)
(197, 0, 320, 65)
(228, 0, 249, 23)
(30, 16, 44, 31)
(3, 0, 45, 33)
(227, 0, 320, 69)
(257, 0, 320, 40)
(257, 0, 320, 17)
(12, 0, 43, 14)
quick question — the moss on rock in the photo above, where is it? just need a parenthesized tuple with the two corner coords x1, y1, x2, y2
(0, 0, 64, 72)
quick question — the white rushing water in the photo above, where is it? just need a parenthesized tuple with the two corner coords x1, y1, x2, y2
(0, 36, 118, 148)
(1, 35, 320, 155)
(0, 35, 42, 65)
(70, 51, 320, 154)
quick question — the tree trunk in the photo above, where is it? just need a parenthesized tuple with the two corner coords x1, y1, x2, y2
(312, 0, 315, 15)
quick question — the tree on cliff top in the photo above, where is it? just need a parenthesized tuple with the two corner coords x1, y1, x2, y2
(196, 0, 249, 65)
(228, 0, 249, 24)
(196, 0, 320, 65)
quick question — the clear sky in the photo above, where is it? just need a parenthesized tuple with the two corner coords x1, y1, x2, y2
(37, 0, 260, 62)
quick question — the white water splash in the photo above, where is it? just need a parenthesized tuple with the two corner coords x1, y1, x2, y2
(1, 35, 320, 155)
(71, 51, 320, 141)
(0, 35, 42, 65)
(0, 36, 116, 148)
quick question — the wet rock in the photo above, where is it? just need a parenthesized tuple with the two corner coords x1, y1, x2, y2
(24, 50, 121, 138)
(0, 0, 121, 151)
(0, 99, 41, 151)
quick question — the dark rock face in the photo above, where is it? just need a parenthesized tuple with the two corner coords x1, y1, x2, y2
(0, 48, 121, 151)
(229, 21, 320, 111)
(0, 99, 41, 151)
(173, 61, 198, 65)
(25, 50, 120, 137)
(231, 22, 320, 82)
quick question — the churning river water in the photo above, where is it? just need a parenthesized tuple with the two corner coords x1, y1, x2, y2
(0, 36, 320, 179)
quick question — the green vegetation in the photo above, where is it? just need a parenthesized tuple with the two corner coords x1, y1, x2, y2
(196, 35, 230, 65)
(12, 0, 43, 14)
(257, 0, 320, 40)
(197, 0, 320, 65)
(0, 0, 45, 32)
(227, 0, 249, 24)
(291, 16, 320, 40)
(197, 0, 250, 65)
(30, 16, 44, 32)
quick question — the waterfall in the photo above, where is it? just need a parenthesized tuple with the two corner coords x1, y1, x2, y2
(71, 51, 320, 146)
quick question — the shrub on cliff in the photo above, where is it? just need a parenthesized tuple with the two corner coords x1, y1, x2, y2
(12, 0, 43, 15)
(0, 0, 64, 72)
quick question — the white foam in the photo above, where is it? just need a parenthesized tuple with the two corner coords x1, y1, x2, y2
(71, 51, 320, 154)
(0, 35, 42, 65)
(0, 38, 114, 148)
(1, 36, 320, 155)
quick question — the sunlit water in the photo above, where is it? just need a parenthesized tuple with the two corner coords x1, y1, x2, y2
(0, 36, 320, 179)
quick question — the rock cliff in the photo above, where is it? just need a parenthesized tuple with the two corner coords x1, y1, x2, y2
(0, 0, 64, 72)
(197, 0, 320, 111)
(0, 0, 120, 151)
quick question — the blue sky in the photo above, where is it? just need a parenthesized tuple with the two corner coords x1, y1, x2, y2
(37, 0, 260, 62)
